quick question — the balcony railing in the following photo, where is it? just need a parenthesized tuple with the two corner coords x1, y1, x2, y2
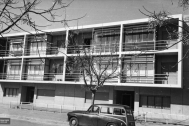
(24, 47, 66, 56)
(22, 73, 63, 81)
(0, 50, 23, 57)
(67, 43, 119, 54)
(65, 73, 118, 83)
(121, 74, 177, 84)
(0, 72, 177, 85)
(122, 40, 178, 51)
(0, 73, 20, 80)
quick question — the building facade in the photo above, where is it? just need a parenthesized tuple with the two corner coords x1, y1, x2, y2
(0, 14, 188, 119)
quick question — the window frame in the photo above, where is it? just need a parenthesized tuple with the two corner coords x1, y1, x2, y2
(3, 88, 19, 97)
(139, 95, 170, 109)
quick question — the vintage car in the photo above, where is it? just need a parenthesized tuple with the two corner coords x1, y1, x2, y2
(67, 104, 135, 126)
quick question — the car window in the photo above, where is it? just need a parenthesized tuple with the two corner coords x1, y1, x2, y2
(100, 107, 113, 114)
(113, 108, 126, 116)
(88, 105, 99, 113)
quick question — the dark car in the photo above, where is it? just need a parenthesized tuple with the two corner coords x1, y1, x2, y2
(67, 104, 135, 126)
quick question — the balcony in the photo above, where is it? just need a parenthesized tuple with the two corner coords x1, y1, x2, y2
(122, 39, 178, 51)
(0, 37, 24, 57)
(0, 73, 20, 80)
(121, 73, 177, 84)
(67, 43, 119, 54)
(65, 73, 118, 83)
(22, 73, 63, 81)
(24, 47, 66, 56)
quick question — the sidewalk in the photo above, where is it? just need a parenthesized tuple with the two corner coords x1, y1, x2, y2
(0, 104, 70, 126)
(1, 104, 189, 126)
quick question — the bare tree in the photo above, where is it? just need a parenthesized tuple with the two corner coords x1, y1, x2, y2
(139, 5, 189, 66)
(0, 0, 85, 35)
(66, 30, 120, 105)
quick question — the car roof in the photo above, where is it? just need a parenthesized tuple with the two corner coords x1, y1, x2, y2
(93, 104, 131, 109)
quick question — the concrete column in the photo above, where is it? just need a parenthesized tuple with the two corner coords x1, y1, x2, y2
(134, 87, 140, 113)
(33, 85, 37, 103)
(118, 24, 123, 84)
(108, 86, 114, 104)
(178, 14, 183, 88)
(62, 30, 69, 81)
(0, 83, 4, 103)
(18, 84, 22, 104)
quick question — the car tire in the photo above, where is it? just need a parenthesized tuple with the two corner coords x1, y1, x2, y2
(69, 117, 78, 126)
(107, 123, 118, 126)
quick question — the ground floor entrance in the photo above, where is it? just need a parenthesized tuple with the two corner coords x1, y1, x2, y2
(116, 90, 135, 110)
(21, 86, 35, 103)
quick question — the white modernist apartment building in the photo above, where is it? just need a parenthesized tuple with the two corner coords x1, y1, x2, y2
(0, 14, 187, 119)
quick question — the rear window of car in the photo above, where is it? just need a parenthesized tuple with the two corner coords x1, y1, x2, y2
(113, 108, 126, 116)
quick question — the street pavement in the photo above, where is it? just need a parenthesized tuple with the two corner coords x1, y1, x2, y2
(0, 104, 189, 126)
(9, 119, 54, 126)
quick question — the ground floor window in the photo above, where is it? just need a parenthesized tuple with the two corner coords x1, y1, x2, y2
(3, 88, 18, 97)
(85, 92, 109, 103)
(37, 89, 55, 100)
(139, 95, 170, 109)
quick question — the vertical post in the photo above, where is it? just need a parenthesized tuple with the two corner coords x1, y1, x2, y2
(19, 34, 27, 80)
(178, 14, 183, 87)
(62, 30, 69, 82)
(60, 105, 62, 113)
(118, 24, 123, 84)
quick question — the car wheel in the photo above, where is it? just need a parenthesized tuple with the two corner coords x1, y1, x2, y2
(107, 123, 117, 126)
(69, 117, 78, 126)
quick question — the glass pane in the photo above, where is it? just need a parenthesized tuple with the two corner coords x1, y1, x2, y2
(148, 96, 155, 108)
(163, 97, 170, 109)
(113, 108, 125, 115)
(147, 63, 154, 76)
(6, 88, 9, 97)
(13, 89, 17, 97)
(9, 88, 13, 97)
(127, 35, 132, 43)
(142, 33, 148, 41)
(101, 107, 109, 114)
(140, 95, 147, 107)
(139, 64, 146, 76)
(155, 96, 162, 108)
(131, 64, 138, 76)
(149, 32, 154, 41)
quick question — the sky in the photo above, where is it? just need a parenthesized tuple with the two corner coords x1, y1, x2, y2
(3, 0, 189, 34)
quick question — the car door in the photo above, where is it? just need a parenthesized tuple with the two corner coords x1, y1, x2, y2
(80, 105, 99, 126)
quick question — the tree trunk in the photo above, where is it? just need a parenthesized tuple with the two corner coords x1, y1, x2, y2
(91, 90, 96, 105)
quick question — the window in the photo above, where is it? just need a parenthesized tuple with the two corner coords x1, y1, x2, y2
(113, 108, 126, 116)
(85, 92, 109, 103)
(93, 26, 120, 53)
(123, 25, 154, 51)
(84, 38, 92, 48)
(100, 107, 113, 114)
(10, 43, 22, 52)
(28, 63, 44, 75)
(139, 95, 170, 109)
(37, 89, 55, 100)
(88, 105, 100, 113)
(3, 88, 18, 97)
(53, 64, 63, 74)
(7, 61, 21, 80)
(122, 55, 154, 83)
